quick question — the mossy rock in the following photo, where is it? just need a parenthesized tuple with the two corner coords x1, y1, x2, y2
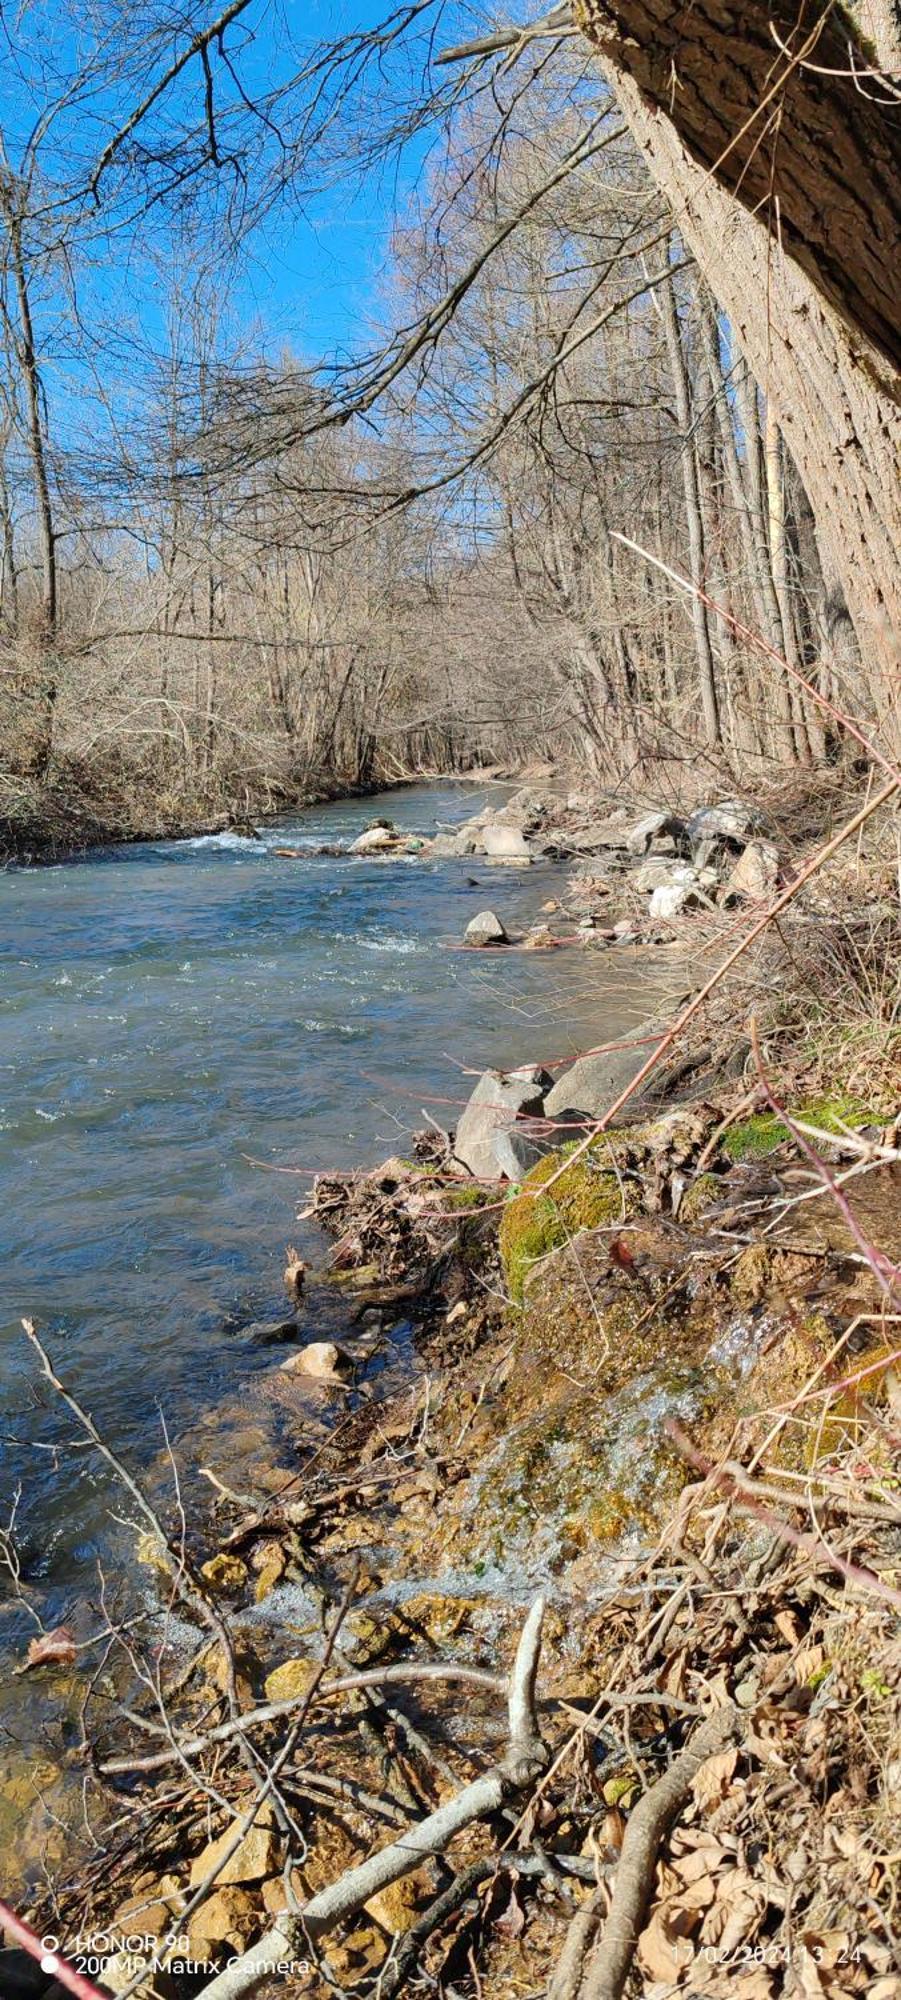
(811, 1340, 900, 1461)
(499, 1146, 639, 1300)
(442, 1183, 488, 1211)
(679, 1172, 722, 1222)
(722, 1095, 868, 1162)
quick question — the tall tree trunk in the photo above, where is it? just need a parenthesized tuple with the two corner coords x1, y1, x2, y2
(0, 187, 56, 635)
(660, 261, 721, 749)
(575, 11, 901, 738)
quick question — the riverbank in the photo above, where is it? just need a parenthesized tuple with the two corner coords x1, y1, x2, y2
(4, 775, 899, 2000)
(0, 760, 518, 867)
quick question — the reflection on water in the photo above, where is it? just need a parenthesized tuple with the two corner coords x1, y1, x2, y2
(0, 781, 676, 1645)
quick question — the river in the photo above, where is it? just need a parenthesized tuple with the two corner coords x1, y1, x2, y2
(0, 779, 672, 1664)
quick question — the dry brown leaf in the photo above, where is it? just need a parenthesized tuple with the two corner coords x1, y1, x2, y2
(662, 1648, 688, 1699)
(774, 1608, 804, 1645)
(870, 1980, 901, 2000)
(805, 1932, 850, 1970)
(692, 1745, 739, 1811)
(794, 1944, 829, 1999)
(669, 1843, 730, 1885)
(730, 1974, 775, 2000)
(19, 1625, 77, 1672)
(699, 1869, 764, 1953)
(793, 1643, 825, 1684)
(636, 1907, 693, 1984)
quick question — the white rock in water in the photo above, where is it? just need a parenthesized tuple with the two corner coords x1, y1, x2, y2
(350, 825, 395, 853)
(464, 909, 508, 946)
(282, 1341, 347, 1381)
(480, 824, 531, 859)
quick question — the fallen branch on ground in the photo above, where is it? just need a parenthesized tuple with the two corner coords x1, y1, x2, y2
(193, 1596, 548, 2000)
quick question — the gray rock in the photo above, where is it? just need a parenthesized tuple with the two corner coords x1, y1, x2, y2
(627, 810, 687, 856)
(464, 908, 508, 946)
(492, 1111, 583, 1181)
(544, 1039, 655, 1120)
(635, 857, 679, 893)
(480, 824, 532, 860)
(453, 1065, 552, 1180)
(647, 862, 719, 919)
(281, 1340, 350, 1381)
(648, 880, 693, 919)
(686, 798, 758, 866)
(565, 822, 632, 854)
(430, 830, 477, 857)
(726, 838, 779, 900)
(241, 1316, 301, 1346)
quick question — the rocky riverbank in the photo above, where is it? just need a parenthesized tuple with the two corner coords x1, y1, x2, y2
(6, 774, 900, 2000)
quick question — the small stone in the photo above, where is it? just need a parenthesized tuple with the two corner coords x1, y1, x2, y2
(99, 1951, 162, 1997)
(365, 1872, 430, 1935)
(114, 1874, 182, 1940)
(200, 1552, 248, 1593)
(648, 882, 690, 918)
(726, 838, 779, 901)
(264, 1658, 318, 1704)
(464, 909, 508, 946)
(187, 1885, 257, 1948)
(522, 925, 555, 950)
(281, 1340, 349, 1381)
(635, 857, 677, 893)
(189, 1821, 278, 1889)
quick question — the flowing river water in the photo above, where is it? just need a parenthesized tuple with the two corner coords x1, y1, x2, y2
(0, 780, 679, 1719)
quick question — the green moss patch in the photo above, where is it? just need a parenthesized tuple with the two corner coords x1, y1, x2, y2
(722, 1095, 868, 1162)
(499, 1145, 638, 1300)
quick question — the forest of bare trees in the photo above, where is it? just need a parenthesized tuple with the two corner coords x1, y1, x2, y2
(1, 0, 898, 853)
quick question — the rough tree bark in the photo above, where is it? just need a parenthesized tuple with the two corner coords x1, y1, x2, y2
(572, 0, 901, 367)
(573, 7, 901, 720)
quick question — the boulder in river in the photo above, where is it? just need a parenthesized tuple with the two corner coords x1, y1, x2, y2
(282, 1340, 350, 1382)
(464, 908, 508, 946)
(544, 1039, 654, 1121)
(480, 823, 532, 860)
(350, 825, 396, 853)
(453, 1065, 552, 1180)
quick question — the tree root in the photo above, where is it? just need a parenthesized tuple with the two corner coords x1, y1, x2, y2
(549, 1703, 743, 2000)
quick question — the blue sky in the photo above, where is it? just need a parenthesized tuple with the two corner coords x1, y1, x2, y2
(0, 0, 467, 376)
